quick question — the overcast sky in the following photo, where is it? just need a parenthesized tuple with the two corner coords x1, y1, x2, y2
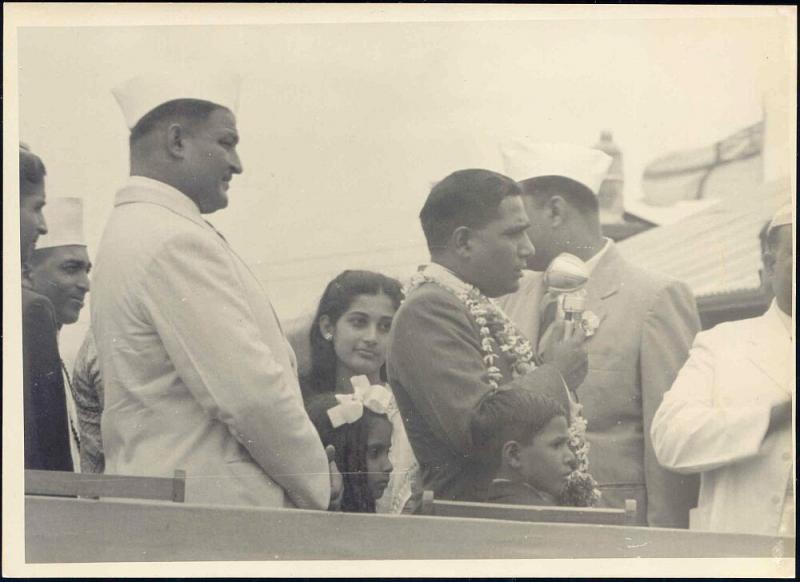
(15, 9, 794, 360)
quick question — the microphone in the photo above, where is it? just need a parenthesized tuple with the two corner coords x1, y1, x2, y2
(543, 253, 589, 339)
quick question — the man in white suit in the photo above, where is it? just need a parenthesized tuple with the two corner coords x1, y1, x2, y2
(497, 142, 701, 527)
(651, 204, 794, 536)
(91, 72, 336, 510)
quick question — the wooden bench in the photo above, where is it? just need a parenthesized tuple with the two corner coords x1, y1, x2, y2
(25, 469, 186, 503)
(420, 490, 638, 526)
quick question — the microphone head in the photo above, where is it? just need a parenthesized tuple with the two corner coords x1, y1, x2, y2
(544, 253, 589, 293)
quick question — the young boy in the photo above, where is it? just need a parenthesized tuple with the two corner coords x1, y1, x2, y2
(471, 388, 576, 506)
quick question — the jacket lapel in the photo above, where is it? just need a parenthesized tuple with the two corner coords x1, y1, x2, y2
(584, 246, 625, 327)
(117, 180, 289, 339)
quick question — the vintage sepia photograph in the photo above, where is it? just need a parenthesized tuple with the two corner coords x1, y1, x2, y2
(3, 3, 796, 577)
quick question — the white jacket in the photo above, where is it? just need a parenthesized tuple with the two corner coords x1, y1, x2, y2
(651, 301, 794, 535)
(91, 177, 330, 510)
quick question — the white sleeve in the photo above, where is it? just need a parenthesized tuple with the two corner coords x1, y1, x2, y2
(142, 231, 330, 509)
(650, 330, 772, 474)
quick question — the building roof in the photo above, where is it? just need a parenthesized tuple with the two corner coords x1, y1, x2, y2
(616, 178, 792, 299)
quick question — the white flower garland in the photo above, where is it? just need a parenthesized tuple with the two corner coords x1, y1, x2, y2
(405, 268, 536, 390)
(405, 265, 601, 506)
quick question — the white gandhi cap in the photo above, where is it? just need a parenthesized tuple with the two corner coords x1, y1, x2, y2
(500, 140, 613, 196)
(112, 70, 242, 130)
(768, 203, 793, 234)
(36, 197, 86, 250)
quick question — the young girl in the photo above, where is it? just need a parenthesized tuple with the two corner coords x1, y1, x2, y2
(471, 387, 576, 506)
(305, 390, 394, 513)
(300, 270, 421, 513)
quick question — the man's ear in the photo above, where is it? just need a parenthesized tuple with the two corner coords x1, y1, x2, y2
(547, 195, 569, 228)
(165, 123, 188, 159)
(762, 250, 776, 280)
(502, 440, 521, 469)
(452, 226, 473, 259)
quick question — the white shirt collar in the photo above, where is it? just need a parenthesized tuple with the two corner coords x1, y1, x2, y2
(122, 175, 202, 217)
(584, 237, 612, 276)
(421, 262, 475, 295)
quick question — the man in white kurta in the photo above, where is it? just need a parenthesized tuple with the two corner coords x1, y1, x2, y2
(651, 205, 794, 536)
(91, 72, 331, 510)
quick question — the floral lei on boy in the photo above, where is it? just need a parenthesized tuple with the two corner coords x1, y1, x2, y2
(405, 263, 601, 507)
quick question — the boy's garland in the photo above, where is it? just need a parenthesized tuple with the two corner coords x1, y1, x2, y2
(405, 266, 601, 507)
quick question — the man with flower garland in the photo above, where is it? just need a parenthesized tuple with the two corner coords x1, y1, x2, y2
(386, 168, 590, 502)
(497, 141, 702, 528)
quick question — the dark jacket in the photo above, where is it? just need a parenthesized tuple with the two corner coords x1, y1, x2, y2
(387, 281, 569, 502)
(486, 479, 557, 507)
(23, 286, 73, 471)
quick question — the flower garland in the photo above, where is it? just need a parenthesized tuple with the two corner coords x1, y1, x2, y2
(404, 265, 601, 507)
(559, 405, 602, 507)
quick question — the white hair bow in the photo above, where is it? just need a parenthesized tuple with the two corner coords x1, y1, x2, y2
(327, 376, 395, 429)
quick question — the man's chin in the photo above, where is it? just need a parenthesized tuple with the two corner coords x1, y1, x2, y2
(202, 195, 229, 214)
(60, 312, 81, 326)
(21, 242, 35, 265)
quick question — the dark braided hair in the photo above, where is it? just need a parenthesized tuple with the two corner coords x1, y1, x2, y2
(305, 392, 388, 513)
(301, 270, 403, 399)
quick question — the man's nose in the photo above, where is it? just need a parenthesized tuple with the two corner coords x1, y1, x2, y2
(230, 151, 243, 175)
(383, 458, 394, 474)
(520, 234, 535, 258)
(38, 214, 48, 235)
(77, 271, 91, 293)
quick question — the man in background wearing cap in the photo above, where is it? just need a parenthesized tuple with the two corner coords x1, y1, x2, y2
(20, 145, 74, 471)
(651, 204, 794, 536)
(498, 142, 701, 527)
(90, 74, 335, 510)
(28, 197, 92, 471)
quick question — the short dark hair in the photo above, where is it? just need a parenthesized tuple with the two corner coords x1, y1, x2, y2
(129, 98, 225, 146)
(20, 146, 46, 197)
(470, 388, 567, 470)
(419, 169, 522, 251)
(520, 175, 599, 216)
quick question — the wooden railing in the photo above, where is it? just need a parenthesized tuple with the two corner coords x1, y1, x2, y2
(25, 469, 186, 503)
(23, 495, 793, 563)
(419, 490, 639, 526)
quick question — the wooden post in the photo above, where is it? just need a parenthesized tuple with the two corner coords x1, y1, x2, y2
(624, 499, 638, 526)
(172, 470, 186, 503)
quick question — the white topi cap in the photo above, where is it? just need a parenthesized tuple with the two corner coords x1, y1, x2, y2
(500, 140, 613, 195)
(768, 203, 793, 234)
(112, 70, 242, 130)
(36, 197, 86, 250)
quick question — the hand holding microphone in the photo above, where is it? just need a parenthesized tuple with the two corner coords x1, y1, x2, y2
(540, 254, 591, 392)
(544, 253, 592, 340)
